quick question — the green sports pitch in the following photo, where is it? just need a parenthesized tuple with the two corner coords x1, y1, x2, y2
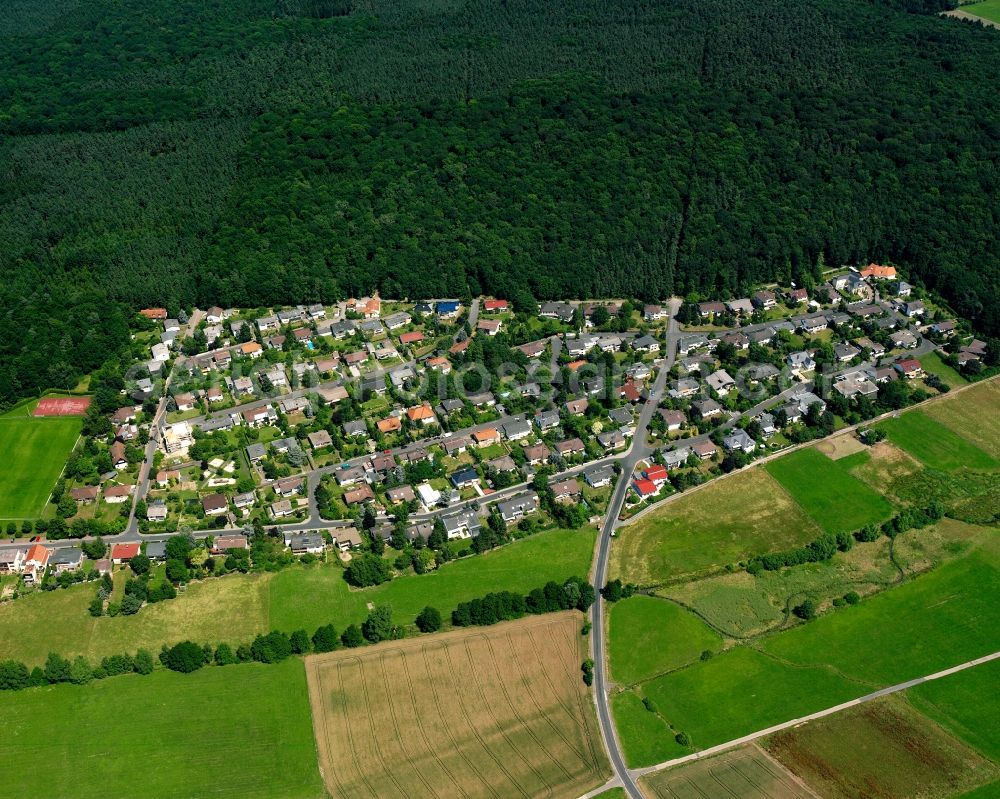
(0, 415, 81, 521)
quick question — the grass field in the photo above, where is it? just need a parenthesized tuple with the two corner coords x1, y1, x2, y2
(920, 350, 969, 388)
(269, 527, 596, 633)
(765, 447, 894, 534)
(607, 595, 720, 685)
(876, 410, 998, 471)
(639, 745, 815, 799)
(591, 789, 626, 799)
(924, 379, 1000, 459)
(0, 660, 325, 799)
(0, 528, 595, 665)
(848, 440, 924, 495)
(610, 468, 824, 585)
(910, 657, 1000, 763)
(305, 612, 609, 799)
(765, 699, 998, 799)
(0, 415, 80, 520)
(625, 538, 1000, 754)
(611, 690, 687, 768)
(956, 0, 1000, 23)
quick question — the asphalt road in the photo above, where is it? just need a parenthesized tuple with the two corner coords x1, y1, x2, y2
(589, 297, 681, 799)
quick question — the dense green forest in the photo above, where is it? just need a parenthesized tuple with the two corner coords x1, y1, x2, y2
(1, 0, 999, 405)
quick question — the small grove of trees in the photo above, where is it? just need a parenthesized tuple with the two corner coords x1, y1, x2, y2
(0, 649, 154, 691)
(451, 577, 595, 627)
(600, 579, 637, 602)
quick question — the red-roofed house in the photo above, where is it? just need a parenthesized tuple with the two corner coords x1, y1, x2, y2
(894, 359, 924, 379)
(449, 339, 471, 355)
(140, 308, 167, 320)
(483, 299, 508, 312)
(22, 544, 51, 583)
(111, 543, 140, 564)
(633, 478, 658, 499)
(860, 263, 897, 280)
(644, 464, 669, 485)
(400, 331, 424, 345)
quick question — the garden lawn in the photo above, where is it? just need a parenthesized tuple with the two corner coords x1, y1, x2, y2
(765, 447, 894, 534)
(611, 690, 688, 768)
(919, 351, 968, 388)
(610, 468, 824, 585)
(0, 415, 80, 520)
(608, 595, 720, 684)
(909, 657, 1000, 763)
(876, 411, 997, 471)
(0, 660, 325, 799)
(268, 527, 596, 633)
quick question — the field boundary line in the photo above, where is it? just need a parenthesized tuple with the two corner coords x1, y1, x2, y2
(630, 649, 1000, 779)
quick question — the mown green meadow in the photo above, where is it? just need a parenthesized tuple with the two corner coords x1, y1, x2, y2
(765, 447, 894, 534)
(876, 410, 998, 472)
(607, 595, 720, 685)
(0, 659, 325, 799)
(0, 527, 595, 665)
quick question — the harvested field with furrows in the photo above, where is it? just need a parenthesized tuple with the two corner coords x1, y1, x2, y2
(305, 612, 609, 799)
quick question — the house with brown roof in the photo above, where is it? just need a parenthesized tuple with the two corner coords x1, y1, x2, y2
(344, 484, 375, 505)
(71, 485, 101, 503)
(551, 478, 582, 503)
(213, 535, 248, 554)
(472, 428, 500, 447)
(524, 443, 550, 465)
(202, 494, 229, 516)
(104, 484, 134, 504)
(406, 403, 436, 426)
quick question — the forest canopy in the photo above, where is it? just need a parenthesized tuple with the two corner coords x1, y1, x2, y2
(1, 0, 999, 405)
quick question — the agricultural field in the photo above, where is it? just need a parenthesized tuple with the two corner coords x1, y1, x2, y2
(924, 379, 1000, 459)
(847, 440, 924, 496)
(0, 528, 594, 666)
(615, 536, 1000, 759)
(610, 468, 824, 585)
(765, 447, 894, 534)
(765, 699, 998, 799)
(910, 657, 1000, 763)
(607, 595, 720, 685)
(639, 745, 815, 799)
(0, 660, 325, 799)
(875, 410, 998, 471)
(0, 413, 80, 521)
(305, 613, 609, 799)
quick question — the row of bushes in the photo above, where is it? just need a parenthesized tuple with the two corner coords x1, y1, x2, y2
(748, 502, 945, 574)
(0, 650, 155, 691)
(451, 577, 595, 627)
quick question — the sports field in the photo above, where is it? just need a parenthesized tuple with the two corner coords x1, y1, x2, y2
(0, 528, 595, 665)
(305, 613, 609, 799)
(0, 660, 326, 799)
(610, 468, 824, 585)
(924, 379, 1000, 459)
(607, 595, 720, 685)
(765, 447, 894, 534)
(0, 414, 80, 520)
(639, 745, 815, 799)
(876, 410, 998, 471)
(765, 699, 998, 799)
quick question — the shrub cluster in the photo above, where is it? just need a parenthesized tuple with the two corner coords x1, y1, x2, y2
(451, 577, 595, 627)
(0, 649, 154, 691)
(748, 503, 945, 574)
